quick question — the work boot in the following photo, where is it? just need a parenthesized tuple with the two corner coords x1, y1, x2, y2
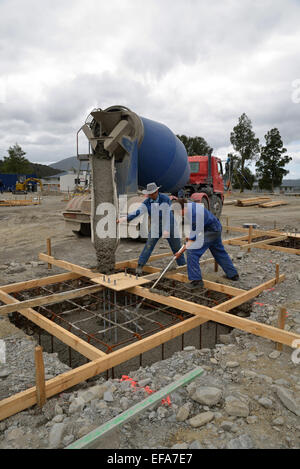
(186, 280, 204, 290)
(226, 274, 240, 281)
(136, 265, 144, 276)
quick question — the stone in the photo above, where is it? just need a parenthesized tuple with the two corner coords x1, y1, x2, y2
(225, 397, 249, 417)
(189, 440, 203, 449)
(258, 397, 273, 408)
(183, 346, 196, 351)
(246, 416, 258, 424)
(77, 425, 97, 439)
(49, 423, 66, 448)
(188, 411, 214, 428)
(103, 391, 114, 402)
(0, 368, 11, 378)
(78, 384, 108, 403)
(138, 378, 152, 387)
(176, 404, 190, 422)
(6, 266, 26, 274)
(6, 428, 25, 442)
(55, 404, 63, 415)
(272, 417, 284, 426)
(191, 387, 222, 406)
(220, 420, 235, 432)
(62, 435, 74, 446)
(68, 397, 85, 414)
(269, 351, 281, 359)
(276, 387, 300, 416)
(227, 434, 254, 449)
(225, 361, 240, 369)
(52, 415, 64, 423)
(120, 397, 130, 411)
(219, 334, 234, 345)
(210, 358, 218, 364)
(293, 314, 300, 324)
(171, 443, 189, 449)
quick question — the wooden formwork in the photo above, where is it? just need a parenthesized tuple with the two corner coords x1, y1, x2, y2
(0, 246, 299, 422)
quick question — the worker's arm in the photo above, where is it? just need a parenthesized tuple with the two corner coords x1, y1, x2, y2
(126, 201, 148, 222)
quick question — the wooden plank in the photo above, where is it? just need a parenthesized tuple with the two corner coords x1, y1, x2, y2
(0, 284, 104, 316)
(228, 239, 300, 255)
(39, 254, 153, 291)
(123, 261, 246, 296)
(47, 239, 52, 270)
(0, 315, 207, 421)
(223, 225, 300, 239)
(66, 367, 204, 449)
(35, 346, 46, 408)
(128, 281, 300, 349)
(276, 308, 287, 351)
(259, 201, 288, 208)
(0, 289, 105, 360)
(0, 272, 81, 294)
(214, 274, 285, 312)
(240, 235, 288, 250)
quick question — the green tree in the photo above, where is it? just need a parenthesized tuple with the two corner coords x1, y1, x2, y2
(1, 144, 32, 174)
(256, 128, 292, 192)
(230, 113, 260, 192)
(177, 135, 213, 156)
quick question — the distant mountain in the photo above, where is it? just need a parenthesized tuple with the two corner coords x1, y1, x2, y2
(30, 163, 63, 178)
(50, 156, 88, 172)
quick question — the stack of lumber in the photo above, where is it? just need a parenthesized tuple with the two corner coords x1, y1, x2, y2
(236, 197, 271, 207)
(0, 199, 41, 206)
(224, 199, 237, 205)
(258, 200, 288, 208)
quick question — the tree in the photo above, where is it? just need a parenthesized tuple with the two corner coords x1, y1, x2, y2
(256, 128, 292, 192)
(177, 135, 213, 156)
(230, 113, 260, 192)
(1, 143, 32, 174)
(225, 153, 255, 190)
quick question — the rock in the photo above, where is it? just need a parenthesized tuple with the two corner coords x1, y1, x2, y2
(189, 440, 203, 449)
(176, 404, 190, 422)
(138, 378, 152, 387)
(236, 252, 244, 260)
(120, 397, 130, 411)
(103, 391, 114, 402)
(224, 396, 249, 417)
(0, 368, 11, 378)
(77, 425, 97, 439)
(246, 416, 258, 424)
(219, 334, 234, 345)
(269, 351, 281, 359)
(220, 420, 235, 432)
(227, 434, 254, 449)
(275, 387, 300, 416)
(272, 416, 284, 426)
(52, 414, 64, 423)
(6, 266, 26, 274)
(77, 384, 108, 403)
(210, 358, 218, 364)
(258, 397, 273, 408)
(49, 423, 66, 448)
(188, 411, 214, 428)
(293, 314, 300, 325)
(68, 397, 85, 414)
(183, 346, 196, 351)
(55, 404, 63, 415)
(171, 443, 189, 449)
(62, 435, 74, 446)
(6, 428, 25, 442)
(225, 361, 240, 369)
(191, 387, 222, 406)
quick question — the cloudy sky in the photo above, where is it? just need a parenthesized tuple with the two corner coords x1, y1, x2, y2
(0, 0, 299, 177)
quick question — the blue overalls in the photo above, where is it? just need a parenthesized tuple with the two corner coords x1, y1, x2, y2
(127, 192, 186, 267)
(187, 202, 238, 281)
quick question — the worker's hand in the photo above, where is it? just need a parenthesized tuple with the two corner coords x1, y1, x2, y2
(117, 217, 127, 224)
(175, 245, 186, 258)
(162, 230, 170, 238)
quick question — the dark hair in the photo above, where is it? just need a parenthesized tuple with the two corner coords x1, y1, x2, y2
(175, 198, 188, 209)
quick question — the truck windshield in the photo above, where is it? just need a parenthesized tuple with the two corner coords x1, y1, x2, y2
(189, 162, 199, 173)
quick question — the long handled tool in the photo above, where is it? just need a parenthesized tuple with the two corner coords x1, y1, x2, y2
(133, 244, 186, 314)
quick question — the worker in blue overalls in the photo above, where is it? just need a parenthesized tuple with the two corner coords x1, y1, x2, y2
(174, 199, 239, 289)
(117, 182, 186, 275)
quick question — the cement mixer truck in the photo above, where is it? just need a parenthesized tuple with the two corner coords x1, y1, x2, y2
(63, 105, 224, 236)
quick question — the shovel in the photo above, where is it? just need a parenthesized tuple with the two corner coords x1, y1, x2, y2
(132, 243, 186, 314)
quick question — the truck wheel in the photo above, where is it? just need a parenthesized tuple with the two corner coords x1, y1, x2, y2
(209, 195, 222, 218)
(73, 223, 91, 237)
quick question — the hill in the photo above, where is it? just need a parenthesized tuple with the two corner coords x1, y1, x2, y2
(50, 156, 88, 172)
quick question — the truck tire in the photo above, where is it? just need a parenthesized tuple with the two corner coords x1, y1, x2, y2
(73, 223, 91, 237)
(209, 195, 222, 218)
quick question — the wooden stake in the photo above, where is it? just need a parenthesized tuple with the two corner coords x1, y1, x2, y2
(226, 217, 229, 233)
(47, 239, 52, 270)
(35, 346, 46, 408)
(276, 308, 286, 351)
(214, 260, 219, 272)
(248, 226, 253, 253)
